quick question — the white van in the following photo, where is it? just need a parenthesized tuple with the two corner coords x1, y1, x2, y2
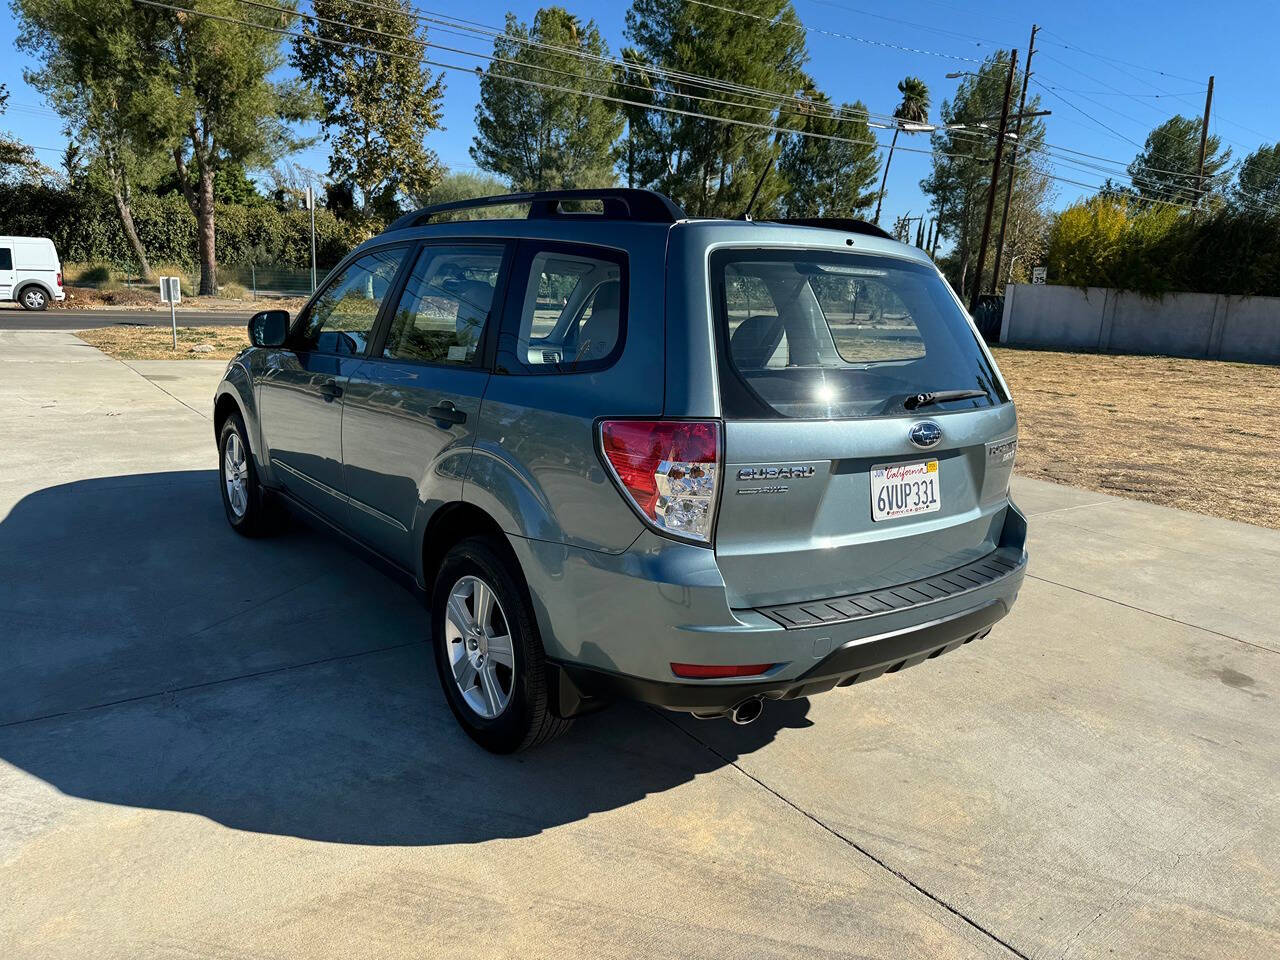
(0, 236, 65, 310)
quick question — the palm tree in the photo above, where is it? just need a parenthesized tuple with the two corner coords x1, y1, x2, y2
(873, 76, 931, 224)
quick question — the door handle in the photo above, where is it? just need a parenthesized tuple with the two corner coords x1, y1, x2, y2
(428, 400, 467, 426)
(319, 379, 344, 401)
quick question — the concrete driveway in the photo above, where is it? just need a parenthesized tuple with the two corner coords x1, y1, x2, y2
(2, 330, 1277, 959)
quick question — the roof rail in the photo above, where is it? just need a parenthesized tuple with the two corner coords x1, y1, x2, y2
(762, 217, 895, 241)
(387, 188, 687, 232)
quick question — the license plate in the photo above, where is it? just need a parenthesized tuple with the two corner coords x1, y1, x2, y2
(870, 460, 941, 522)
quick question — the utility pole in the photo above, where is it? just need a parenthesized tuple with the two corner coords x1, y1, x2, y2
(969, 48, 1018, 314)
(1196, 75, 1214, 207)
(993, 25, 1037, 293)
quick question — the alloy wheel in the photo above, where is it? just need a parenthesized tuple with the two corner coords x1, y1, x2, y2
(443, 575, 515, 719)
(223, 430, 249, 518)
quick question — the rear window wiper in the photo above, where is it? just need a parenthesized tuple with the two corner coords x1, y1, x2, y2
(902, 388, 989, 410)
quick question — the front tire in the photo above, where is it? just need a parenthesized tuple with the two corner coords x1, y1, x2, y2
(218, 413, 275, 537)
(19, 286, 48, 311)
(432, 537, 572, 753)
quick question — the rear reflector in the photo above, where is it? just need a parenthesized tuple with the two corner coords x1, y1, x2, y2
(671, 662, 775, 679)
(599, 419, 720, 543)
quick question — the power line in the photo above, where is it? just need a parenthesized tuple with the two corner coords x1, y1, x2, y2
(1037, 28, 1203, 85)
(127, 0, 1272, 218)
(802, 0, 1012, 48)
(685, 0, 989, 64)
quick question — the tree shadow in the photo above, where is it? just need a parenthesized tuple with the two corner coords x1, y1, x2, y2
(0, 471, 812, 845)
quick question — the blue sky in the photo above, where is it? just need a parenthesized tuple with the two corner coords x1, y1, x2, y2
(4, 0, 1278, 228)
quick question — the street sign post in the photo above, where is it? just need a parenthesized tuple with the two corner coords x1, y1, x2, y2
(306, 185, 317, 293)
(1032, 266, 1047, 285)
(159, 276, 181, 348)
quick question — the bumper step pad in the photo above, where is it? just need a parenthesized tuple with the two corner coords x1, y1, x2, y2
(757, 547, 1026, 629)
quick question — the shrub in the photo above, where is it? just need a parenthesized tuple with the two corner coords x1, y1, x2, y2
(1047, 196, 1280, 297)
(0, 183, 362, 273)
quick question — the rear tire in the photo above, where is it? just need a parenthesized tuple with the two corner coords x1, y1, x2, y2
(19, 286, 48, 311)
(432, 536, 572, 753)
(218, 413, 276, 537)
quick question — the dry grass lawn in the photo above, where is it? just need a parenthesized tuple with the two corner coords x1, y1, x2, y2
(994, 347, 1280, 529)
(75, 327, 1280, 528)
(77, 325, 250, 360)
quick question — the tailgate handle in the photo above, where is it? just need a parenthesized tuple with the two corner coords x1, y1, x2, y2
(428, 400, 467, 426)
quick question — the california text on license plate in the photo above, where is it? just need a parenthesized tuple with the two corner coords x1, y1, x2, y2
(870, 460, 941, 521)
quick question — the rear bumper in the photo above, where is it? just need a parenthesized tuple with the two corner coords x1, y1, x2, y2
(519, 501, 1028, 717)
(551, 593, 1015, 715)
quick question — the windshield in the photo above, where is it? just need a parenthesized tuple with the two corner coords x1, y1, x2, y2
(712, 250, 1006, 419)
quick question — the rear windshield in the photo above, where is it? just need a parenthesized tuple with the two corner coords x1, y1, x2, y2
(711, 249, 1006, 419)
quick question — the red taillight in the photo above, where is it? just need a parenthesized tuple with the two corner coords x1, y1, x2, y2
(56, 271, 63, 287)
(671, 662, 776, 679)
(599, 420, 720, 543)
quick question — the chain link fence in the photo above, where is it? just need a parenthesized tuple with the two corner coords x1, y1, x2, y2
(62, 263, 331, 301)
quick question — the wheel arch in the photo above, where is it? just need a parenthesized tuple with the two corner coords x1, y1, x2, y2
(15, 279, 54, 303)
(213, 370, 267, 481)
(419, 501, 517, 594)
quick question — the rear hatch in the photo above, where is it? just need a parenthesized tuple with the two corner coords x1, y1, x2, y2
(708, 247, 1017, 609)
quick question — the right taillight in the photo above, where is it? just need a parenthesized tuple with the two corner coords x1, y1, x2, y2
(599, 419, 720, 544)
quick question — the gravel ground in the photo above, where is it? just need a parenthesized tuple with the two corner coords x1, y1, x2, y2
(994, 346, 1280, 529)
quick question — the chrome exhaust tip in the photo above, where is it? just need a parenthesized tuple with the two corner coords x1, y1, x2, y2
(729, 696, 764, 726)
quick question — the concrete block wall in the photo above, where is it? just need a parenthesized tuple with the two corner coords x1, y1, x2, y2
(999, 284, 1280, 364)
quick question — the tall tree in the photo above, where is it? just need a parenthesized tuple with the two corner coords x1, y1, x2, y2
(13, 0, 165, 276)
(60, 141, 83, 185)
(777, 91, 880, 218)
(412, 170, 509, 208)
(921, 52, 1049, 299)
(294, 0, 445, 222)
(621, 0, 808, 216)
(874, 76, 931, 224)
(471, 8, 622, 191)
(1127, 115, 1230, 206)
(1232, 142, 1280, 212)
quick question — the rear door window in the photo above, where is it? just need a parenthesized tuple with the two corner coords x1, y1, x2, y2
(498, 243, 626, 374)
(713, 250, 1005, 419)
(0, 248, 12, 271)
(381, 244, 506, 366)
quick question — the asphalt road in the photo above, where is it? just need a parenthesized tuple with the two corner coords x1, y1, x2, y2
(0, 306, 251, 329)
(2, 330, 1278, 959)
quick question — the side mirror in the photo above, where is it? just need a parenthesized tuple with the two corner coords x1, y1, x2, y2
(248, 309, 290, 348)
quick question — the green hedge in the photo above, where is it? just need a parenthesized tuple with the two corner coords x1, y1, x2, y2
(1047, 196, 1280, 298)
(0, 183, 371, 272)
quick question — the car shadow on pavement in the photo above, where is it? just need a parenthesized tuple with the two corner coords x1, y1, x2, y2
(0, 471, 813, 845)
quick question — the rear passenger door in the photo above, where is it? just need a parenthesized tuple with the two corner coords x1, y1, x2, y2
(340, 242, 510, 566)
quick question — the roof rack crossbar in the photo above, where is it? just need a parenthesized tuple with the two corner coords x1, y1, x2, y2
(388, 188, 686, 232)
(763, 217, 895, 241)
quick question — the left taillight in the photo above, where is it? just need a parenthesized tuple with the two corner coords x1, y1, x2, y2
(598, 419, 721, 544)
(56, 271, 63, 287)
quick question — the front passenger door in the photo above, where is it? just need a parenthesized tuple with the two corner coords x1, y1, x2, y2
(258, 245, 406, 519)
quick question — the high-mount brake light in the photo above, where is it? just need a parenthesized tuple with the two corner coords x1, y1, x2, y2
(598, 420, 720, 544)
